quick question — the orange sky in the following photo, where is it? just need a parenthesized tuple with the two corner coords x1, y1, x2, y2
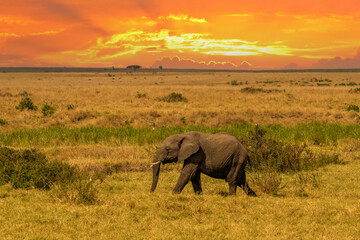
(1, 0, 360, 69)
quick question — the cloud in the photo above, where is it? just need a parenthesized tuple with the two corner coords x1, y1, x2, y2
(0, 33, 20, 38)
(0, 53, 62, 67)
(151, 56, 251, 70)
(158, 14, 207, 23)
(283, 63, 299, 69)
(312, 49, 360, 69)
(56, 29, 293, 63)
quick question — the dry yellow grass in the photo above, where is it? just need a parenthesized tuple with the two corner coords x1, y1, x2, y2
(1, 71, 359, 129)
(0, 152, 359, 239)
(1, 71, 360, 239)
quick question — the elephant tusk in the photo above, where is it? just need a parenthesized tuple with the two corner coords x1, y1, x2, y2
(150, 161, 162, 167)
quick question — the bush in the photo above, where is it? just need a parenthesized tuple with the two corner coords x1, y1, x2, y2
(242, 125, 342, 195)
(0, 147, 99, 204)
(0, 118, 8, 126)
(157, 92, 188, 102)
(135, 91, 147, 98)
(230, 80, 242, 86)
(347, 105, 359, 112)
(349, 88, 360, 94)
(240, 87, 282, 94)
(0, 147, 76, 189)
(67, 104, 76, 110)
(16, 96, 38, 111)
(41, 102, 56, 116)
(242, 125, 342, 173)
(256, 170, 284, 195)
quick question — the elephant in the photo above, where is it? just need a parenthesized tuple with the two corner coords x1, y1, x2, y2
(150, 131, 257, 196)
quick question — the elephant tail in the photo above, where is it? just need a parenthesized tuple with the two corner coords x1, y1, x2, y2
(247, 155, 258, 183)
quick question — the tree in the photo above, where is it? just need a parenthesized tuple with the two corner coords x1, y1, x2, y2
(126, 65, 142, 71)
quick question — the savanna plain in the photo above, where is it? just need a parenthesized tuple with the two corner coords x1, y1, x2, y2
(0, 71, 360, 239)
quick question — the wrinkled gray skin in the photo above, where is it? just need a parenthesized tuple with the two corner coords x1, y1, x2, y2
(151, 131, 257, 196)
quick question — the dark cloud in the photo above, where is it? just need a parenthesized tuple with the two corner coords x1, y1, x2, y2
(284, 63, 298, 69)
(151, 56, 251, 70)
(0, 0, 107, 35)
(312, 50, 360, 69)
(0, 53, 61, 67)
(134, 0, 160, 16)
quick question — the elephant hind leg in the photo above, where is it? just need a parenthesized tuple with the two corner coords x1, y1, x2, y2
(238, 173, 257, 197)
(191, 170, 202, 194)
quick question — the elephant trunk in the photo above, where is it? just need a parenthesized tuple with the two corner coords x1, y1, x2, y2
(150, 162, 161, 192)
(150, 148, 167, 192)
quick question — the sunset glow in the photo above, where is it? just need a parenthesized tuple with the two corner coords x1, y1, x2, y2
(1, 0, 360, 69)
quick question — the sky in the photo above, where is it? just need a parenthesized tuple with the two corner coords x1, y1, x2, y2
(1, 0, 360, 69)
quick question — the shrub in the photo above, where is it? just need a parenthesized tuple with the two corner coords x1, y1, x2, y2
(135, 91, 147, 98)
(0, 118, 8, 126)
(41, 102, 56, 117)
(16, 96, 38, 111)
(346, 105, 359, 112)
(0, 147, 99, 204)
(157, 92, 188, 102)
(180, 117, 186, 124)
(256, 170, 284, 195)
(70, 111, 95, 122)
(0, 147, 76, 189)
(349, 88, 360, 94)
(67, 104, 76, 110)
(242, 125, 341, 173)
(230, 80, 242, 86)
(347, 82, 357, 86)
(242, 125, 341, 195)
(240, 87, 283, 94)
(16, 91, 30, 97)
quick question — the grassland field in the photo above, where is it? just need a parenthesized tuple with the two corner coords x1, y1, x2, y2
(0, 71, 360, 239)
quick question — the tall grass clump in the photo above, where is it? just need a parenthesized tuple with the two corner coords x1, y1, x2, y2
(0, 147, 99, 204)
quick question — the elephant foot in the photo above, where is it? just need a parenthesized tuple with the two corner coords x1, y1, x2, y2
(246, 188, 257, 197)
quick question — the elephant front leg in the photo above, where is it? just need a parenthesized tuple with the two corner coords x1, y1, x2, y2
(173, 163, 198, 194)
(191, 170, 202, 194)
(228, 183, 237, 195)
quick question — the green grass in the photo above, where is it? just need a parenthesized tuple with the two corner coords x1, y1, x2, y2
(1, 122, 360, 147)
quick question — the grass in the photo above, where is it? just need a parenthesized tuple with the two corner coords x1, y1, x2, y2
(1, 123, 360, 147)
(0, 159, 359, 239)
(1, 72, 360, 128)
(1, 71, 360, 239)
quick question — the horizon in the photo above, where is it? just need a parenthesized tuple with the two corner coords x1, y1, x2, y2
(1, 0, 360, 69)
(1, 66, 360, 73)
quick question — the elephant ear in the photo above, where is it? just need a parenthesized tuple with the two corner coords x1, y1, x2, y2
(178, 137, 200, 162)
